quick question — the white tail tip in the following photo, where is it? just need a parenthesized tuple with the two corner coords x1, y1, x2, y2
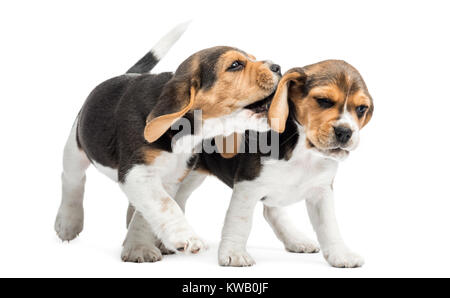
(151, 20, 192, 60)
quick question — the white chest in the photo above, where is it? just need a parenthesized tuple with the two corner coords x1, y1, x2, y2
(253, 143, 338, 207)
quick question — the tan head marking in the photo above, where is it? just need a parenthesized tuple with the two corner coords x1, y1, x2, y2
(288, 60, 373, 153)
(143, 46, 280, 143)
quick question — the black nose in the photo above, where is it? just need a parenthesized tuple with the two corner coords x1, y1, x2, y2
(334, 126, 353, 144)
(270, 64, 281, 75)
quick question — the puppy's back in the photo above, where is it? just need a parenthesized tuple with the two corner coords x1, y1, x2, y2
(77, 72, 173, 169)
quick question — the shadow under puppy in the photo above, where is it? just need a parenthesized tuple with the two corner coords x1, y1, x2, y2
(55, 25, 282, 262)
(183, 60, 373, 267)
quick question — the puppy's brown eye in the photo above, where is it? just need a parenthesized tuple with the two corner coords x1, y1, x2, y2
(356, 105, 368, 117)
(315, 97, 335, 109)
(227, 60, 244, 71)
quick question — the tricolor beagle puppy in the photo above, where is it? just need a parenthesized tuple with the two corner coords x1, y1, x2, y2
(180, 60, 373, 267)
(54, 24, 281, 262)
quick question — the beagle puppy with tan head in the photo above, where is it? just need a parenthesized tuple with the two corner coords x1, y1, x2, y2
(180, 60, 373, 267)
(54, 24, 281, 262)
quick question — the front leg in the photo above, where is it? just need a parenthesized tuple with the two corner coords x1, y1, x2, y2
(121, 211, 162, 263)
(306, 188, 364, 268)
(120, 165, 205, 254)
(219, 183, 260, 267)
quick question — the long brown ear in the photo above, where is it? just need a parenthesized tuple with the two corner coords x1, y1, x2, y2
(268, 68, 306, 133)
(144, 76, 198, 143)
(214, 133, 243, 159)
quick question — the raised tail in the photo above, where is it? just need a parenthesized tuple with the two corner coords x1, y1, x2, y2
(126, 21, 191, 74)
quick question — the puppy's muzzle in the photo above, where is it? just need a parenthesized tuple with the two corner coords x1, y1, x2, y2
(256, 61, 281, 91)
(334, 126, 353, 144)
(270, 64, 281, 76)
(264, 61, 282, 76)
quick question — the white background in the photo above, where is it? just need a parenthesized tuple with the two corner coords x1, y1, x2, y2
(1, 0, 449, 278)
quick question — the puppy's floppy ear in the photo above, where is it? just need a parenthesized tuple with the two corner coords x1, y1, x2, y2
(268, 68, 306, 133)
(144, 75, 200, 143)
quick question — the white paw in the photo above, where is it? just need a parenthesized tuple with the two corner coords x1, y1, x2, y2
(174, 237, 207, 254)
(164, 232, 207, 254)
(54, 205, 84, 241)
(219, 246, 255, 267)
(284, 238, 320, 254)
(121, 243, 162, 263)
(323, 245, 364, 268)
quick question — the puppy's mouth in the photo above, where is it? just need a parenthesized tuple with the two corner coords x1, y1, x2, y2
(307, 139, 349, 160)
(327, 147, 349, 155)
(243, 92, 275, 115)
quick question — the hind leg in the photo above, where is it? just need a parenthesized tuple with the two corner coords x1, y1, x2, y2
(55, 122, 90, 241)
(263, 206, 319, 253)
(173, 171, 207, 213)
